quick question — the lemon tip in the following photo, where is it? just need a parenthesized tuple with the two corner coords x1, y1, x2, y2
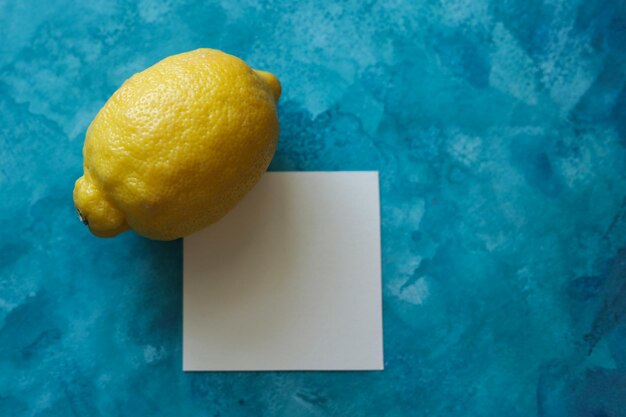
(254, 69, 282, 102)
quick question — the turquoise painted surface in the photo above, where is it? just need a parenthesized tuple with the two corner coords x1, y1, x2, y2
(2, 0, 626, 415)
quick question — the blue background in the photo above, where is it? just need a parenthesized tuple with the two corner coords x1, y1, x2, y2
(2, 0, 626, 415)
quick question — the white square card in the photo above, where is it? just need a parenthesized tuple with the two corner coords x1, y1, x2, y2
(183, 171, 383, 371)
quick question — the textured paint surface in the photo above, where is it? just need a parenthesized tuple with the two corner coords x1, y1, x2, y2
(1, 0, 626, 416)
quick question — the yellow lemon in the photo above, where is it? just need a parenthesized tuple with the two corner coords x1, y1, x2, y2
(73, 49, 281, 240)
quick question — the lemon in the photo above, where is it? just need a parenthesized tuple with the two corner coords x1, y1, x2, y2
(73, 49, 281, 240)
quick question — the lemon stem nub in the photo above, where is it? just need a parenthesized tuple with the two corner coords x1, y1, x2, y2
(77, 208, 89, 225)
(73, 175, 128, 238)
